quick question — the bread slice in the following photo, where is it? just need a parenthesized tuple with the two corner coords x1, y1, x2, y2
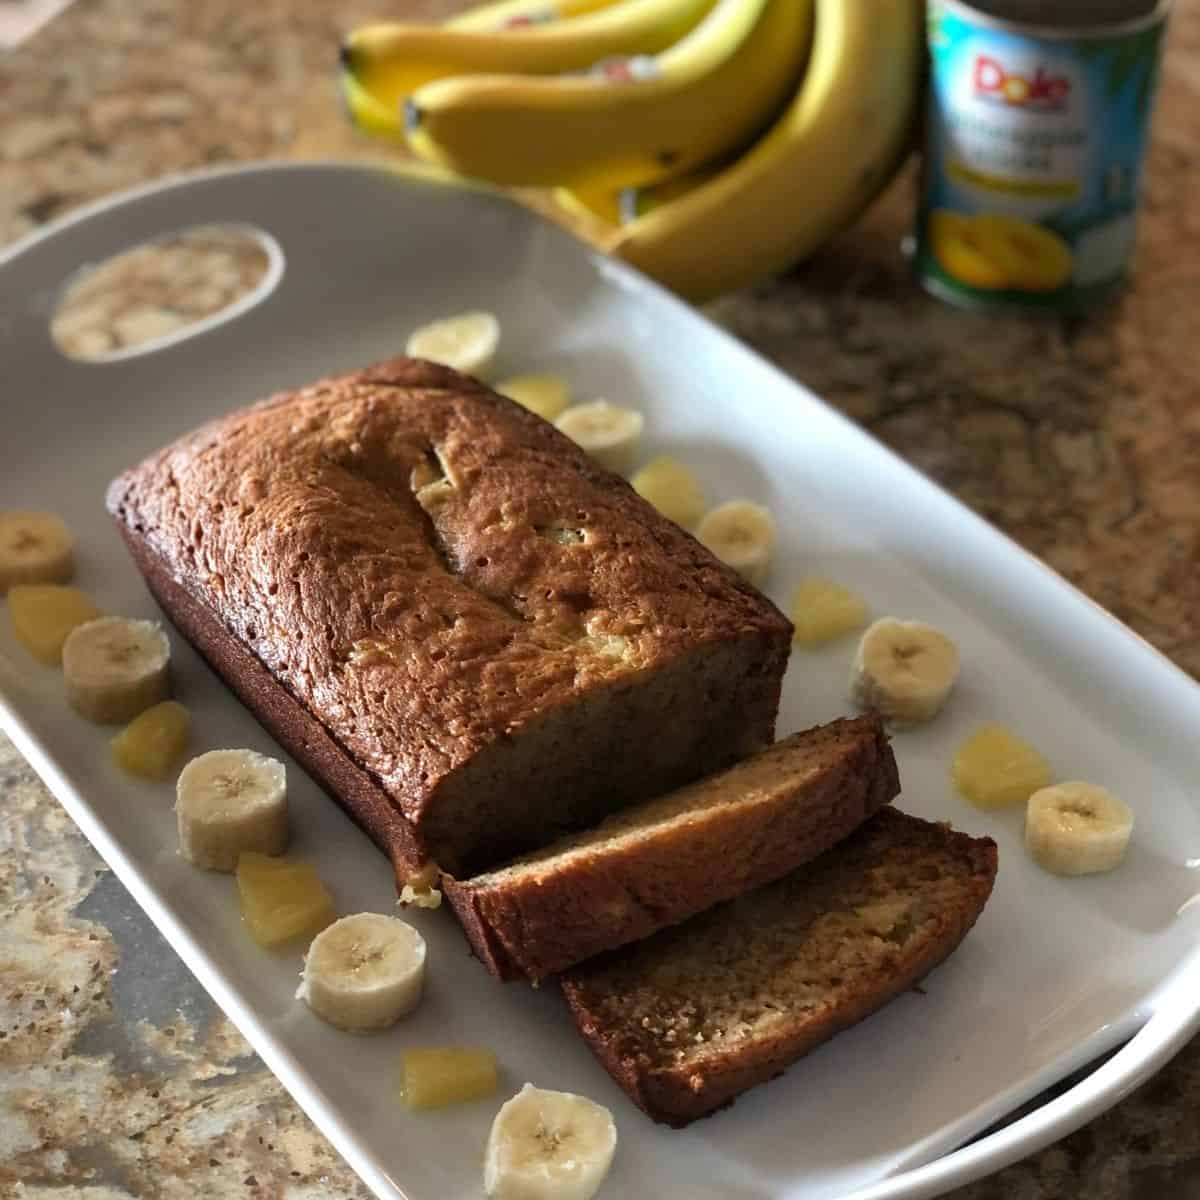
(561, 807, 997, 1127)
(444, 716, 900, 982)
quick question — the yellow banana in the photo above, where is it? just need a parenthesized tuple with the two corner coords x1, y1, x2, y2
(340, 70, 408, 141)
(556, 157, 729, 226)
(555, 179, 626, 227)
(406, 0, 814, 192)
(341, 0, 718, 134)
(600, 0, 923, 301)
(448, 0, 619, 32)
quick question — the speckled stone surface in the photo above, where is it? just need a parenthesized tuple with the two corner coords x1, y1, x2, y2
(2, 1, 1200, 1197)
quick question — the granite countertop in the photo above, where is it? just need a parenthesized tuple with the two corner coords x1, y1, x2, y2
(3, 1, 1200, 1196)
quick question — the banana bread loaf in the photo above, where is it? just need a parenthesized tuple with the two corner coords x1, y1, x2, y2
(106, 356, 791, 878)
(561, 807, 997, 1126)
(445, 715, 899, 981)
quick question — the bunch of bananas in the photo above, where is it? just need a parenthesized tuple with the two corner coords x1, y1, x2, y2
(341, 0, 923, 302)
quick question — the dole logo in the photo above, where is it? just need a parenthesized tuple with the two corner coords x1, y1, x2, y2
(973, 55, 1071, 110)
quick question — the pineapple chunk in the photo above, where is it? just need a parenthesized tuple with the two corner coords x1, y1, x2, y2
(7, 584, 101, 665)
(631, 456, 707, 529)
(497, 374, 571, 422)
(401, 1046, 499, 1110)
(953, 722, 1052, 809)
(111, 700, 191, 779)
(236, 852, 335, 948)
(790, 577, 868, 646)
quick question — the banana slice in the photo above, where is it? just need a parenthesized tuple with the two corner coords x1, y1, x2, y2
(62, 616, 171, 723)
(554, 400, 644, 475)
(406, 311, 500, 377)
(1025, 782, 1134, 876)
(0, 510, 75, 591)
(498, 374, 572, 422)
(176, 748, 289, 872)
(631, 455, 706, 528)
(851, 617, 960, 725)
(297, 912, 426, 1032)
(485, 1083, 618, 1200)
(695, 499, 776, 586)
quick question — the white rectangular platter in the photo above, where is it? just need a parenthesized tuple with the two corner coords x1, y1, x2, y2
(4, 163, 1200, 1200)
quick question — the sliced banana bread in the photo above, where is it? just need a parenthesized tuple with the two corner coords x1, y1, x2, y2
(561, 807, 997, 1127)
(444, 716, 899, 981)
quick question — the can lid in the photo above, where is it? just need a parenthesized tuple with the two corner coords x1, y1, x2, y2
(946, 0, 1167, 35)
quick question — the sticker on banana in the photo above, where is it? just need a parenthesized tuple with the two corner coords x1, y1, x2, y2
(450, 0, 621, 33)
(341, 0, 719, 136)
(405, 0, 814, 191)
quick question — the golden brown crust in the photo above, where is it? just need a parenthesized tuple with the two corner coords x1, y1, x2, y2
(443, 716, 900, 981)
(114, 524, 426, 886)
(561, 808, 998, 1127)
(106, 356, 791, 873)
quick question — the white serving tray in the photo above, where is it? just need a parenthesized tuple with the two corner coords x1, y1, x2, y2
(4, 162, 1200, 1200)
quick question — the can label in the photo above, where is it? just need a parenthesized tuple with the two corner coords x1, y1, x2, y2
(916, 1, 1167, 312)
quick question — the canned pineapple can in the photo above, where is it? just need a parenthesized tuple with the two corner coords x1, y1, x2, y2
(916, 0, 1170, 313)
